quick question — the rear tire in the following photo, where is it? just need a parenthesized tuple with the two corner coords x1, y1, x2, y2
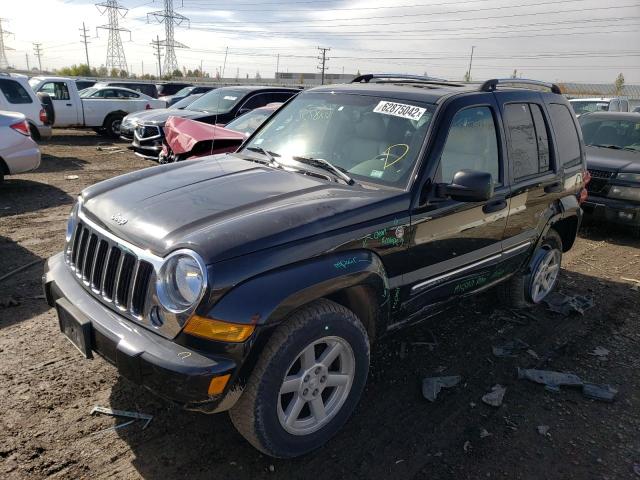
(103, 114, 125, 138)
(28, 123, 41, 141)
(498, 229, 563, 308)
(229, 299, 370, 458)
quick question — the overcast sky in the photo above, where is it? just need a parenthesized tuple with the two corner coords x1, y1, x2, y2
(2, 0, 639, 83)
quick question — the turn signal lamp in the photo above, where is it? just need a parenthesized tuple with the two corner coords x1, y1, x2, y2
(208, 374, 231, 395)
(184, 315, 255, 342)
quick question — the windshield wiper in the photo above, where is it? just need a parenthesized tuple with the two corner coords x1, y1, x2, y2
(292, 156, 355, 185)
(245, 146, 281, 167)
(590, 144, 623, 150)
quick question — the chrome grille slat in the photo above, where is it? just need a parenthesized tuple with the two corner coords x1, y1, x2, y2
(82, 234, 98, 283)
(128, 260, 141, 313)
(75, 228, 90, 276)
(112, 252, 127, 309)
(91, 240, 109, 292)
(99, 246, 114, 296)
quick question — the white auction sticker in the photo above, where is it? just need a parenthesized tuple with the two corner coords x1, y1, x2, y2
(224, 96, 238, 101)
(373, 101, 425, 121)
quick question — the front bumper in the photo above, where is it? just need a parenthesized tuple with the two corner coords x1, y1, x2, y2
(130, 124, 164, 160)
(43, 252, 238, 412)
(583, 195, 640, 227)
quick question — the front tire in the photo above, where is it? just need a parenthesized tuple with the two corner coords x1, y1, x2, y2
(229, 299, 370, 458)
(499, 229, 563, 308)
(103, 114, 125, 138)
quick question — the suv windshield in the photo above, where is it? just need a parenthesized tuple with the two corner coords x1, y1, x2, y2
(187, 88, 246, 114)
(570, 100, 610, 116)
(242, 92, 435, 187)
(174, 86, 194, 97)
(579, 116, 640, 151)
(225, 108, 274, 136)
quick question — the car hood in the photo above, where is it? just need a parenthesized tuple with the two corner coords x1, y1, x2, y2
(585, 145, 640, 172)
(80, 155, 401, 264)
(164, 116, 245, 155)
(136, 109, 205, 126)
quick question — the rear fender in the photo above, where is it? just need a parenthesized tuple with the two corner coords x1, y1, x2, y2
(206, 250, 390, 329)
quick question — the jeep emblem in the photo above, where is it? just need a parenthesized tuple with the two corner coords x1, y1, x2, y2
(111, 213, 128, 225)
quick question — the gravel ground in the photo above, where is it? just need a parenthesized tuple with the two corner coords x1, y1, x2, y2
(1, 130, 639, 479)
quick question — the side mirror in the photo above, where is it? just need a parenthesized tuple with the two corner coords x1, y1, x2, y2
(440, 169, 494, 202)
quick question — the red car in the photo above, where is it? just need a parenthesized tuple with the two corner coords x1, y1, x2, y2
(160, 103, 282, 163)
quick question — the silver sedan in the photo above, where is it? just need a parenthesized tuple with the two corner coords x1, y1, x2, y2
(0, 111, 41, 183)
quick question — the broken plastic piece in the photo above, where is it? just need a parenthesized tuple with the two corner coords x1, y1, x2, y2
(492, 339, 529, 357)
(517, 368, 583, 387)
(422, 375, 461, 402)
(482, 384, 506, 407)
(537, 425, 550, 436)
(544, 292, 594, 315)
(590, 346, 610, 358)
(91, 406, 153, 429)
(582, 383, 618, 402)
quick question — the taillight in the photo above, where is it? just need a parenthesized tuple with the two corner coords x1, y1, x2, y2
(11, 120, 31, 136)
(39, 107, 48, 124)
(145, 104, 152, 110)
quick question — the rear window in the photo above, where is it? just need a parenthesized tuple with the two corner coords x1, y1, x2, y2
(548, 104, 582, 168)
(504, 103, 552, 180)
(0, 79, 33, 104)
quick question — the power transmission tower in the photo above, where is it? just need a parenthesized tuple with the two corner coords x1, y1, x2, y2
(33, 43, 43, 72)
(317, 46, 330, 85)
(96, 0, 130, 74)
(151, 35, 163, 77)
(79, 22, 91, 69)
(148, 0, 189, 76)
(0, 18, 14, 70)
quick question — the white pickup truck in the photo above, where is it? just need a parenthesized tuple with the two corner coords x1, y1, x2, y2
(28, 76, 166, 137)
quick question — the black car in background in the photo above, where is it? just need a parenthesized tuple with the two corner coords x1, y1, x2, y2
(130, 85, 299, 159)
(580, 112, 640, 233)
(75, 79, 96, 91)
(159, 85, 216, 106)
(156, 82, 192, 97)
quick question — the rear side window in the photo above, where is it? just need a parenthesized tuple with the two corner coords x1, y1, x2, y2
(548, 103, 582, 167)
(438, 106, 500, 184)
(0, 79, 33, 104)
(40, 82, 70, 101)
(504, 103, 552, 180)
(241, 93, 271, 110)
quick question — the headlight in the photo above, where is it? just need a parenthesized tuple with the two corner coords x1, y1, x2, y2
(156, 250, 207, 313)
(608, 185, 640, 202)
(66, 201, 80, 243)
(616, 172, 640, 183)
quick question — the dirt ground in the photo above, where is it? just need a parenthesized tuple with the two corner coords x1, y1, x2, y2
(1, 130, 639, 480)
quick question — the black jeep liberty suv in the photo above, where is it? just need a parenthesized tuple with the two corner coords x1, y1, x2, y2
(44, 74, 587, 458)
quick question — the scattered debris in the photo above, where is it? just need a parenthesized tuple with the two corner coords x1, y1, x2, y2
(482, 384, 506, 407)
(0, 259, 43, 283)
(544, 292, 594, 316)
(621, 277, 640, 291)
(590, 346, 610, 358)
(90, 420, 135, 435)
(480, 428, 492, 439)
(0, 296, 20, 308)
(268, 465, 275, 473)
(422, 375, 461, 402)
(91, 406, 153, 429)
(65, 175, 80, 180)
(463, 440, 472, 452)
(492, 338, 529, 357)
(582, 383, 618, 403)
(517, 368, 618, 402)
(395, 459, 404, 464)
(537, 425, 550, 436)
(526, 349, 540, 360)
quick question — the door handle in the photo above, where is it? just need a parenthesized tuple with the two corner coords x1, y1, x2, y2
(544, 181, 563, 193)
(66, 103, 72, 106)
(483, 199, 507, 214)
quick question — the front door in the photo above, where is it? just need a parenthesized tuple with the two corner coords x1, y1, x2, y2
(398, 94, 509, 325)
(39, 81, 78, 126)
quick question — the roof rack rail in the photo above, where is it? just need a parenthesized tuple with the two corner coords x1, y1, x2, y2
(480, 78, 561, 94)
(351, 73, 460, 87)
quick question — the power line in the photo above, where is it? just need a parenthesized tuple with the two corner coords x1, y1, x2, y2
(151, 34, 163, 77)
(79, 22, 91, 69)
(33, 42, 43, 71)
(147, 0, 189, 75)
(0, 18, 14, 69)
(317, 46, 330, 85)
(96, 0, 130, 73)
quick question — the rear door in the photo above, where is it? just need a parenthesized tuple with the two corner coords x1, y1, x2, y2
(402, 93, 509, 321)
(39, 81, 79, 126)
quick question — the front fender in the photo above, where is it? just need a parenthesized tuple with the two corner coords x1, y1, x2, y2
(206, 250, 390, 327)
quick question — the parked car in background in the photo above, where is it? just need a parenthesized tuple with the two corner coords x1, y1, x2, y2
(569, 97, 632, 116)
(0, 73, 51, 140)
(0, 111, 41, 183)
(28, 77, 166, 137)
(156, 82, 192, 97)
(160, 102, 283, 162)
(92, 81, 159, 99)
(75, 79, 97, 91)
(579, 112, 640, 233)
(120, 93, 204, 144)
(45, 75, 586, 458)
(633, 106, 640, 113)
(130, 86, 299, 159)
(159, 85, 216, 106)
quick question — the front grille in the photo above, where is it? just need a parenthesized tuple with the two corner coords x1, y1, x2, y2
(66, 222, 153, 318)
(135, 125, 161, 140)
(587, 169, 614, 194)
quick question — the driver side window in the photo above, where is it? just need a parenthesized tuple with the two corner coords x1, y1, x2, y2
(438, 106, 500, 184)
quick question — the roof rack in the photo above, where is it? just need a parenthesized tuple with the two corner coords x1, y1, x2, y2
(351, 73, 462, 88)
(480, 78, 561, 94)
